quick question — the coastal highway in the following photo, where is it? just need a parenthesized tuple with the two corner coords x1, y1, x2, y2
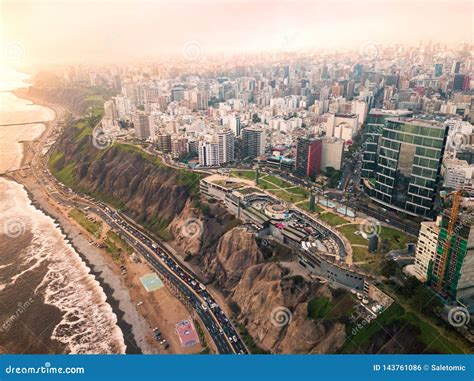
(29, 165, 248, 354)
(96, 203, 248, 355)
(17, 116, 248, 354)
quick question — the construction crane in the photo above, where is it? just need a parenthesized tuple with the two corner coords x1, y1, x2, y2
(435, 190, 463, 293)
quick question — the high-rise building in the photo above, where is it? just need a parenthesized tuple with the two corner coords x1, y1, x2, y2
(113, 96, 132, 119)
(361, 109, 413, 179)
(452, 61, 461, 74)
(413, 220, 440, 281)
(242, 127, 266, 159)
(133, 113, 153, 140)
(325, 113, 359, 139)
(217, 129, 235, 164)
(171, 85, 185, 102)
(427, 201, 474, 311)
(320, 138, 344, 172)
(103, 100, 117, 122)
(198, 141, 220, 167)
(156, 133, 172, 153)
(295, 137, 322, 179)
(229, 116, 242, 137)
(369, 118, 448, 217)
(171, 137, 188, 157)
(453, 74, 467, 91)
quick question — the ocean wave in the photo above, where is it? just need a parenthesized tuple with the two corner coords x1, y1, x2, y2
(0, 178, 126, 354)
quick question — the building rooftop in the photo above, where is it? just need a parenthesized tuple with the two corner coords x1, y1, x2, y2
(369, 108, 412, 116)
(387, 117, 445, 129)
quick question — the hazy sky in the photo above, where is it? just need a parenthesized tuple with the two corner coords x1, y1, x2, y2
(1, 0, 472, 66)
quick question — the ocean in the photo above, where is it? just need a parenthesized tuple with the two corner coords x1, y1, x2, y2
(0, 70, 126, 354)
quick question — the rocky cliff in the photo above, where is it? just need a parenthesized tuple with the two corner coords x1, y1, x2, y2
(16, 73, 116, 116)
(193, 227, 348, 353)
(49, 114, 202, 238)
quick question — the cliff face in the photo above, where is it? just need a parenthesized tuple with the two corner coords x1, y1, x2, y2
(17, 84, 110, 116)
(197, 227, 347, 354)
(49, 118, 201, 237)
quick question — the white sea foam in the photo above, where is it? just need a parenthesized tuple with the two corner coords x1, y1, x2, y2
(0, 178, 126, 354)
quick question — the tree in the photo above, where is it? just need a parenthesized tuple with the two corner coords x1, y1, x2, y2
(252, 113, 261, 123)
(380, 259, 398, 278)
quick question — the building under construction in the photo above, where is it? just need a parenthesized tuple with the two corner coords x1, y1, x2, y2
(427, 195, 474, 312)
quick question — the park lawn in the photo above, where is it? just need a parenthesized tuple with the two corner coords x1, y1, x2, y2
(352, 246, 370, 262)
(258, 178, 277, 190)
(380, 283, 472, 354)
(69, 208, 102, 238)
(337, 224, 368, 245)
(318, 212, 348, 227)
(299, 200, 324, 213)
(231, 170, 256, 181)
(262, 174, 293, 188)
(342, 301, 466, 354)
(269, 189, 307, 203)
(286, 186, 309, 197)
(379, 226, 416, 250)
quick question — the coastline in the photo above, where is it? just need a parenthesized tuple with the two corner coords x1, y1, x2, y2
(3, 91, 154, 354)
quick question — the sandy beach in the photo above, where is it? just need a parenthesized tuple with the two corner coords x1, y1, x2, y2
(7, 93, 204, 354)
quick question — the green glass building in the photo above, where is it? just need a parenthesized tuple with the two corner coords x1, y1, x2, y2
(361, 109, 413, 179)
(370, 118, 449, 218)
(427, 208, 474, 312)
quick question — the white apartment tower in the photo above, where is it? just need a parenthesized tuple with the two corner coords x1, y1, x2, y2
(198, 141, 220, 167)
(413, 220, 440, 282)
(218, 129, 235, 164)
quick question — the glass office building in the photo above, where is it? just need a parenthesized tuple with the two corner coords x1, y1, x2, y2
(361, 109, 413, 179)
(371, 118, 449, 218)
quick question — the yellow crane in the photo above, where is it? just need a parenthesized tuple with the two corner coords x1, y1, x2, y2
(435, 190, 462, 293)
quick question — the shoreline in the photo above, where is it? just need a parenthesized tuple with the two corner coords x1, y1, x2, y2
(23, 187, 141, 354)
(2, 90, 151, 354)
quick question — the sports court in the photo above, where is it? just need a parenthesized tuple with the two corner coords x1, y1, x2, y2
(175, 318, 200, 348)
(139, 273, 164, 292)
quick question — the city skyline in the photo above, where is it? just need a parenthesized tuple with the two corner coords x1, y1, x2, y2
(1, 0, 472, 67)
